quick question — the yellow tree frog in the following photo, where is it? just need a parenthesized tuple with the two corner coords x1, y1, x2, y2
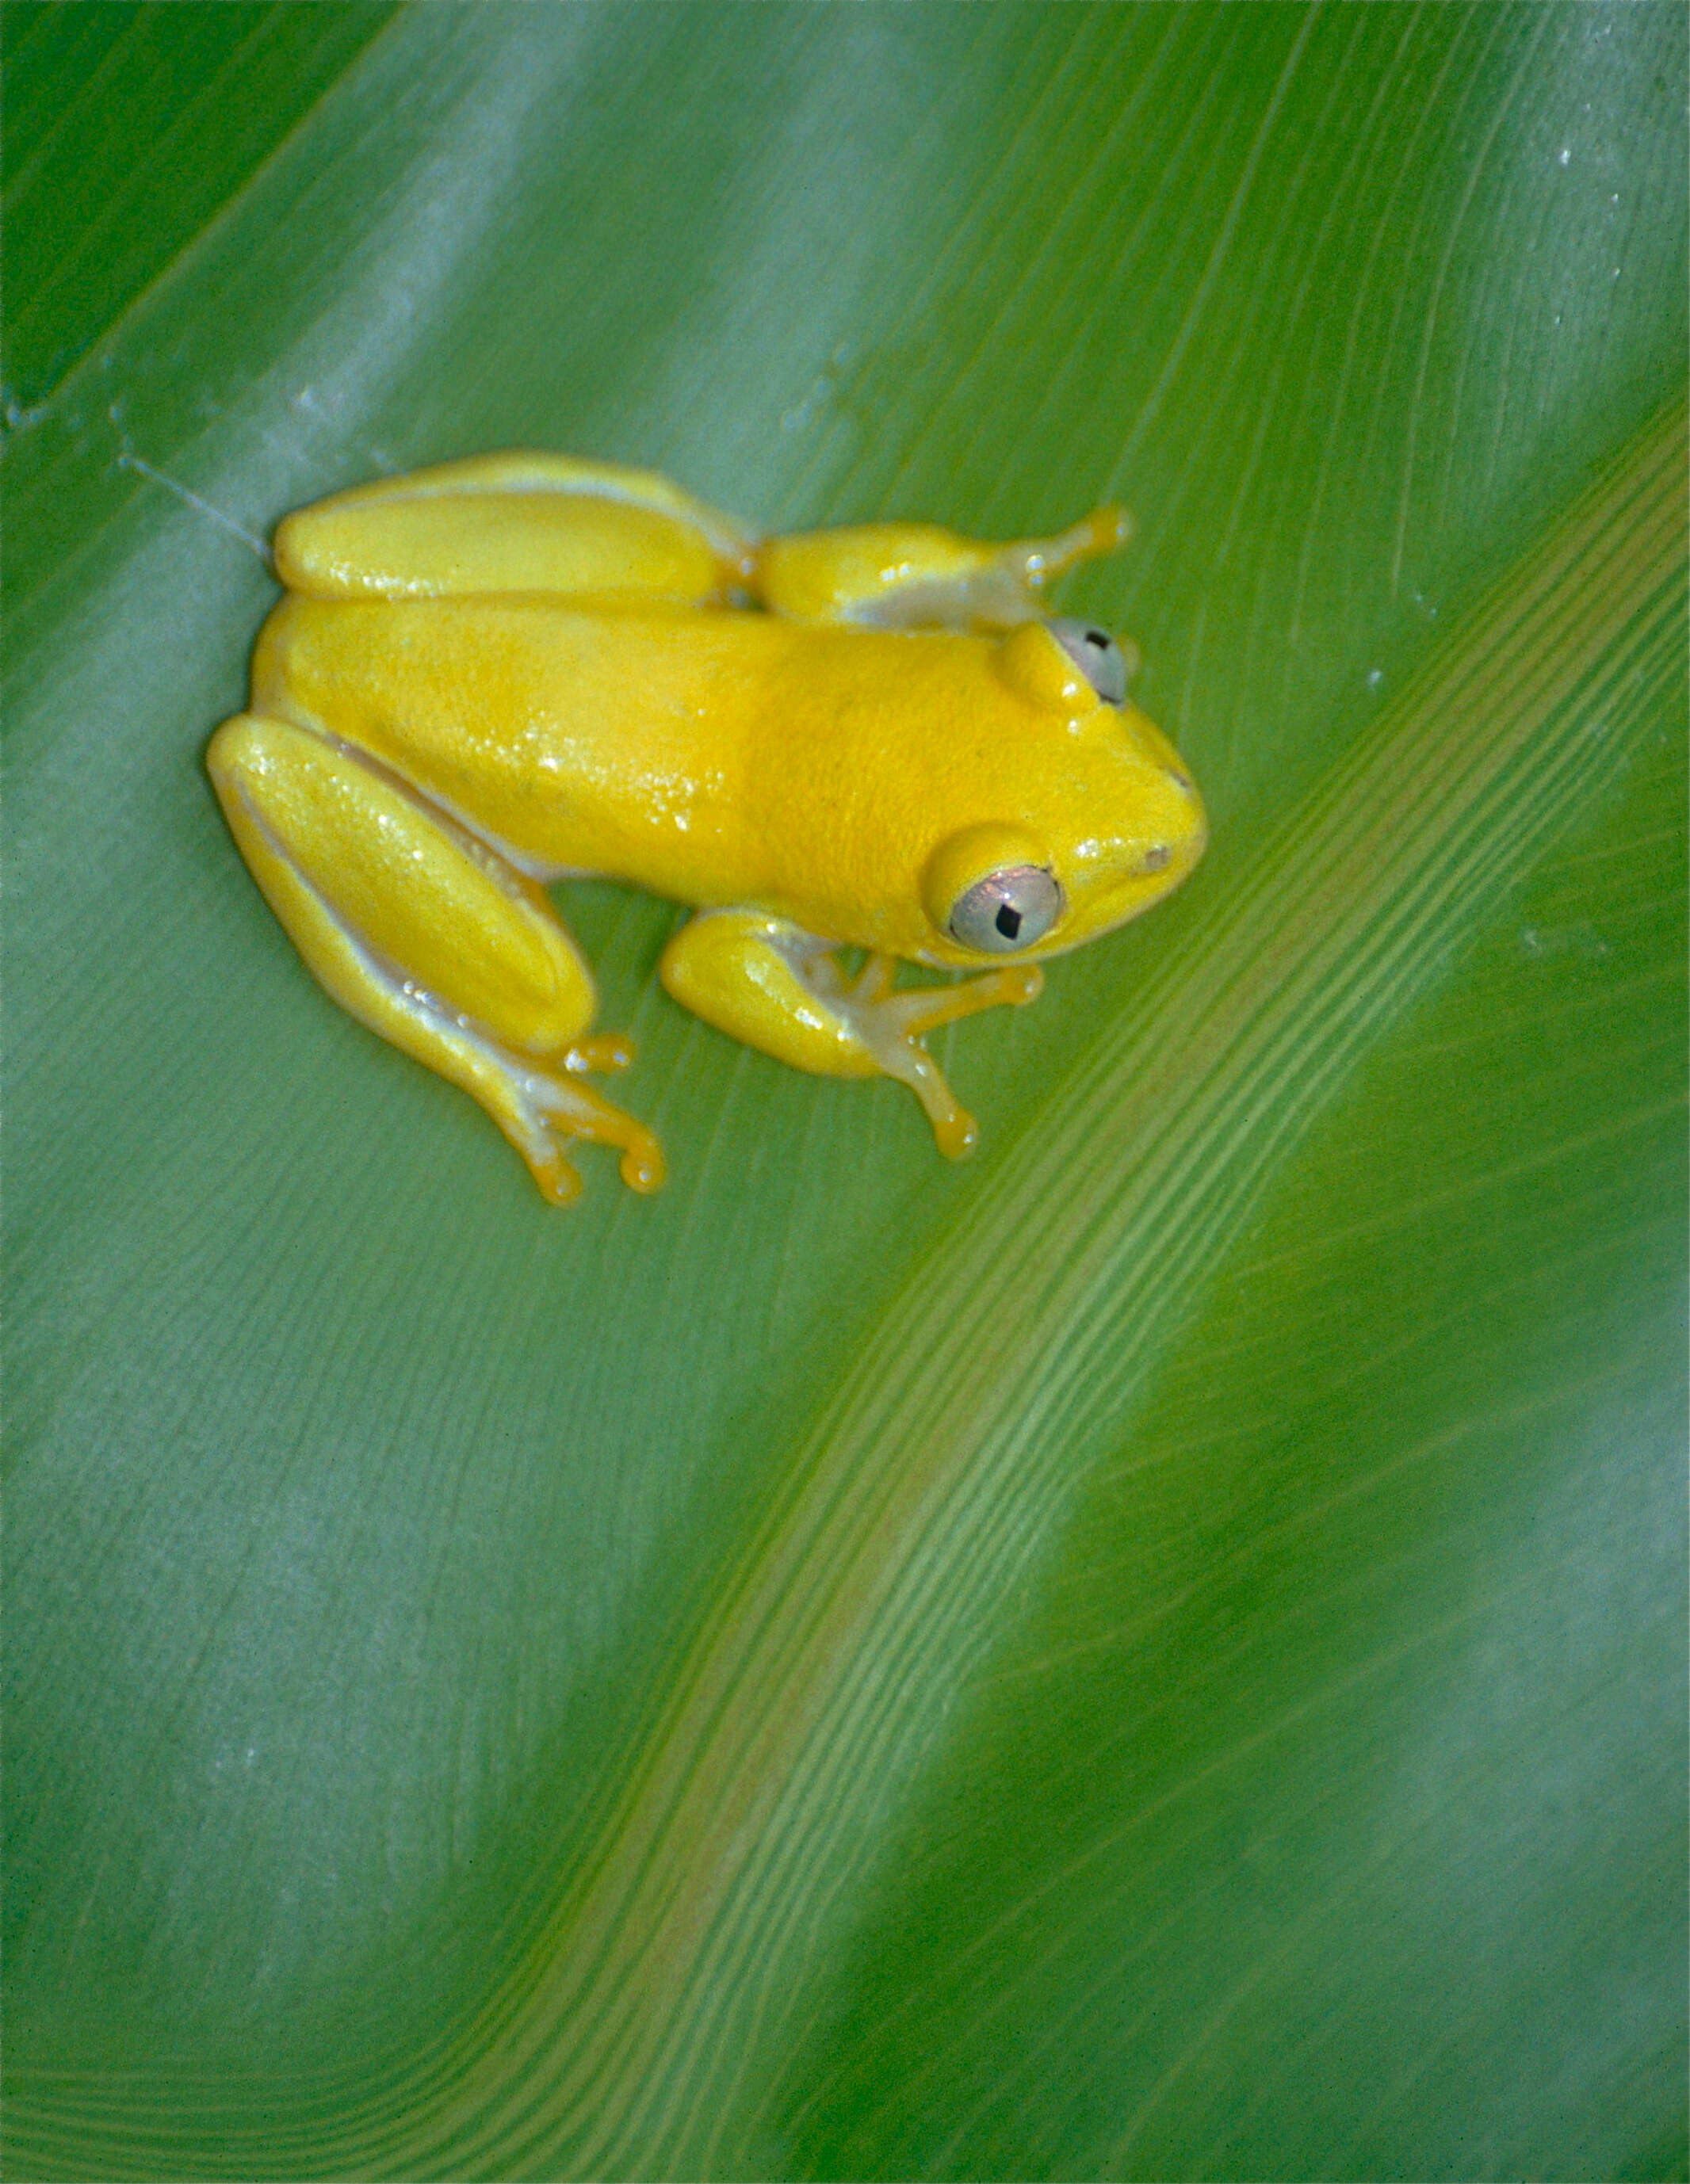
(208, 453, 1206, 1205)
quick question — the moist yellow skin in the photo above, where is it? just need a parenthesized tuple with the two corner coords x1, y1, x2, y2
(208, 453, 1206, 1205)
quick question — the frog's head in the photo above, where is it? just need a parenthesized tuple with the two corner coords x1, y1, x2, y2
(920, 617, 1207, 968)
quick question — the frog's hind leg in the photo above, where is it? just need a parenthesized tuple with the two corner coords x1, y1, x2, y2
(208, 711, 664, 1205)
(752, 504, 1130, 631)
(274, 452, 756, 608)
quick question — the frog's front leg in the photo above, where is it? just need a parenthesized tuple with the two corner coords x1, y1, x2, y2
(753, 503, 1130, 632)
(660, 911, 1041, 1157)
(207, 712, 663, 1205)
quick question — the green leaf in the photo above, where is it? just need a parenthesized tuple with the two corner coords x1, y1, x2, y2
(5, 7, 1684, 2178)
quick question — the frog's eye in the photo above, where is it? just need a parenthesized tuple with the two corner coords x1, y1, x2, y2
(1046, 616, 1128, 706)
(948, 865, 1065, 953)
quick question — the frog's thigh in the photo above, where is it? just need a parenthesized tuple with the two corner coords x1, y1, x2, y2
(208, 712, 663, 1203)
(752, 506, 1129, 630)
(275, 452, 755, 606)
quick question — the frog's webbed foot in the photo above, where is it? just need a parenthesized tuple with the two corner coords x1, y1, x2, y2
(832, 950, 1043, 1156)
(520, 1045, 665, 1205)
(208, 710, 664, 1205)
(752, 505, 1129, 632)
(660, 911, 1042, 1157)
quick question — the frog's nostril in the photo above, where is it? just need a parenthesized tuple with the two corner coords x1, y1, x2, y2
(1141, 843, 1172, 872)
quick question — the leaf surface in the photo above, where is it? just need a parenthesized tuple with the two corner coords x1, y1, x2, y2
(4, 7, 1684, 2178)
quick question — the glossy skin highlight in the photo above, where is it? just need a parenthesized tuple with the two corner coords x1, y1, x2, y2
(208, 454, 1206, 1204)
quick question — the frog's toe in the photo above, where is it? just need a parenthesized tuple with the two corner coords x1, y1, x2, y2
(527, 1145, 587, 1208)
(934, 1110, 980, 1162)
(846, 960, 1042, 1157)
(881, 963, 1043, 1038)
(564, 1031, 637, 1075)
(617, 1136, 667, 1193)
(529, 1068, 667, 1198)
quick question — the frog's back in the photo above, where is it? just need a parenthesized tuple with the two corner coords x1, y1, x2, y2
(250, 594, 997, 914)
(251, 594, 786, 875)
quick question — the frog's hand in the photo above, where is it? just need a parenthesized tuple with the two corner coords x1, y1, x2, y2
(660, 911, 1041, 1157)
(207, 712, 664, 1205)
(274, 452, 756, 607)
(752, 505, 1129, 631)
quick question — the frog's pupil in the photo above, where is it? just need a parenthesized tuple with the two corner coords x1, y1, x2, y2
(996, 903, 1023, 939)
(1085, 629, 1108, 649)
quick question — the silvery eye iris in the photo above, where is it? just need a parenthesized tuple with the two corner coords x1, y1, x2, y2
(1047, 616, 1127, 705)
(948, 865, 1064, 953)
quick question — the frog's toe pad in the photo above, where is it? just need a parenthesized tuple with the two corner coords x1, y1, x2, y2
(933, 1108, 981, 1162)
(618, 1139, 667, 1193)
(514, 1060, 665, 1201)
(564, 1032, 637, 1075)
(529, 1150, 587, 1208)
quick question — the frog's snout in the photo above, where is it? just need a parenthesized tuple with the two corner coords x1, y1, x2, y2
(1157, 776, 1210, 884)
